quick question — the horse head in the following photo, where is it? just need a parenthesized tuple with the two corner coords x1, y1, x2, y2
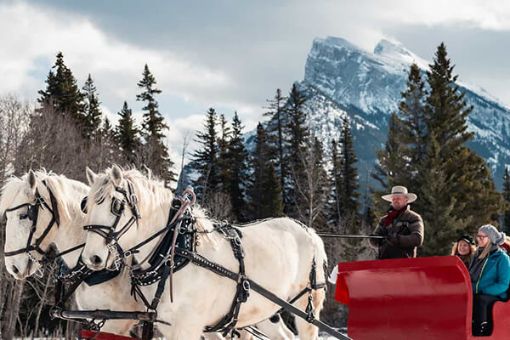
(81, 165, 173, 271)
(0, 170, 85, 279)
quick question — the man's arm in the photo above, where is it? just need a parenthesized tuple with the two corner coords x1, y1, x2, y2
(394, 216, 424, 248)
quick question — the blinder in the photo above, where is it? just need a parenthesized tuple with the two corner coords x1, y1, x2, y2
(21, 204, 39, 222)
(4, 181, 60, 259)
(111, 198, 125, 217)
(80, 197, 88, 214)
(83, 181, 140, 269)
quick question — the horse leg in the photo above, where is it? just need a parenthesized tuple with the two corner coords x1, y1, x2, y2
(294, 288, 326, 340)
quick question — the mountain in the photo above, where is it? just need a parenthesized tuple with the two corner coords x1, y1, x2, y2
(299, 36, 510, 188)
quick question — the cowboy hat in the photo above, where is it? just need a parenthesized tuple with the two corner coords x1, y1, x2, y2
(381, 186, 417, 203)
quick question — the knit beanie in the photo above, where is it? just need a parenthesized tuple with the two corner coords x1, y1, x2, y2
(478, 224, 506, 245)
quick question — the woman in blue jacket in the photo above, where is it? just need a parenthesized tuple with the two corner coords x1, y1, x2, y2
(469, 224, 510, 336)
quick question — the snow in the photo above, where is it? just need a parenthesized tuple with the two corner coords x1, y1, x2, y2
(301, 35, 510, 187)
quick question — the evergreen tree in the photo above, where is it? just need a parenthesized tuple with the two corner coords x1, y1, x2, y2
(191, 108, 219, 202)
(327, 139, 342, 229)
(339, 117, 359, 219)
(94, 117, 122, 169)
(38, 52, 85, 125)
(227, 112, 249, 221)
(248, 123, 283, 219)
(503, 168, 510, 234)
(286, 83, 309, 216)
(136, 64, 176, 184)
(398, 63, 427, 184)
(264, 88, 288, 202)
(372, 113, 407, 213)
(82, 74, 102, 139)
(217, 113, 232, 192)
(417, 43, 501, 254)
(116, 101, 141, 166)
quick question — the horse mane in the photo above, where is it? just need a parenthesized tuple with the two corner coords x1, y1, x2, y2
(0, 170, 89, 225)
(89, 165, 216, 236)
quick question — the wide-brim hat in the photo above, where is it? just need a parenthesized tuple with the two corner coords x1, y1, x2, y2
(382, 185, 417, 203)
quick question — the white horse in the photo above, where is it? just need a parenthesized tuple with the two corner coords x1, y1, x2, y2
(81, 165, 327, 340)
(0, 170, 141, 336)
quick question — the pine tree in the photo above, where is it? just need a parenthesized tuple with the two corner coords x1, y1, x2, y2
(116, 101, 141, 166)
(38, 52, 85, 125)
(503, 168, 510, 234)
(264, 88, 288, 202)
(82, 74, 102, 139)
(327, 139, 342, 229)
(136, 64, 176, 184)
(248, 123, 283, 219)
(217, 113, 232, 193)
(398, 63, 427, 184)
(286, 83, 309, 216)
(191, 108, 219, 202)
(339, 117, 359, 219)
(416, 135, 466, 255)
(372, 113, 407, 214)
(227, 112, 249, 221)
(416, 43, 501, 254)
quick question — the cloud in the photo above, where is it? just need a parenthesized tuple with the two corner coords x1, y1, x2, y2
(373, 0, 510, 30)
(0, 1, 232, 113)
(2, 0, 510, 167)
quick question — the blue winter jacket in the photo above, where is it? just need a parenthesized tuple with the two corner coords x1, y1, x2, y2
(474, 248, 510, 299)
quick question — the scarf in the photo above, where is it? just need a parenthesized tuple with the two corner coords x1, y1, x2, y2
(382, 205, 408, 227)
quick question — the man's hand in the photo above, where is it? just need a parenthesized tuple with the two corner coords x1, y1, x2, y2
(386, 232, 399, 246)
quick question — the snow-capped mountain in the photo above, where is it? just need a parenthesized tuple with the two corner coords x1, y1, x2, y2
(300, 36, 510, 188)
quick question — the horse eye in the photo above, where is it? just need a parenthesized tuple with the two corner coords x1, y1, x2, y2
(19, 213, 29, 220)
(80, 197, 88, 214)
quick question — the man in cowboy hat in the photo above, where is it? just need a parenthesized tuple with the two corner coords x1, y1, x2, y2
(369, 186, 424, 259)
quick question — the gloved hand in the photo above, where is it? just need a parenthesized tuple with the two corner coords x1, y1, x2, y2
(386, 232, 399, 246)
(378, 226, 389, 237)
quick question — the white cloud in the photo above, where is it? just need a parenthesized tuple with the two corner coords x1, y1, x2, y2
(0, 2, 232, 108)
(372, 0, 510, 30)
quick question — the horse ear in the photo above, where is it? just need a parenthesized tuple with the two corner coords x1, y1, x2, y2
(28, 170, 37, 192)
(86, 167, 98, 186)
(111, 165, 123, 186)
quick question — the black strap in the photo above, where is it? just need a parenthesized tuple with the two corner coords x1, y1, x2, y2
(175, 247, 350, 340)
(204, 224, 249, 335)
(4, 184, 60, 259)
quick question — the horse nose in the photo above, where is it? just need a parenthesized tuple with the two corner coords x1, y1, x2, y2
(90, 255, 103, 266)
(11, 265, 19, 274)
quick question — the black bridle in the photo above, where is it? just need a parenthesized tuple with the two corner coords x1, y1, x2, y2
(4, 180, 61, 262)
(83, 181, 141, 269)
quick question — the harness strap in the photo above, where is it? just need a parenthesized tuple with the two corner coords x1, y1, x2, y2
(204, 225, 249, 336)
(4, 183, 60, 259)
(175, 247, 350, 340)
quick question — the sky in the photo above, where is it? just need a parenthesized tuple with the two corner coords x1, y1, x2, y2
(1, 0, 510, 169)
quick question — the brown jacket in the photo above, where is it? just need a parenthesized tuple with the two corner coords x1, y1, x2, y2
(369, 205, 424, 259)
